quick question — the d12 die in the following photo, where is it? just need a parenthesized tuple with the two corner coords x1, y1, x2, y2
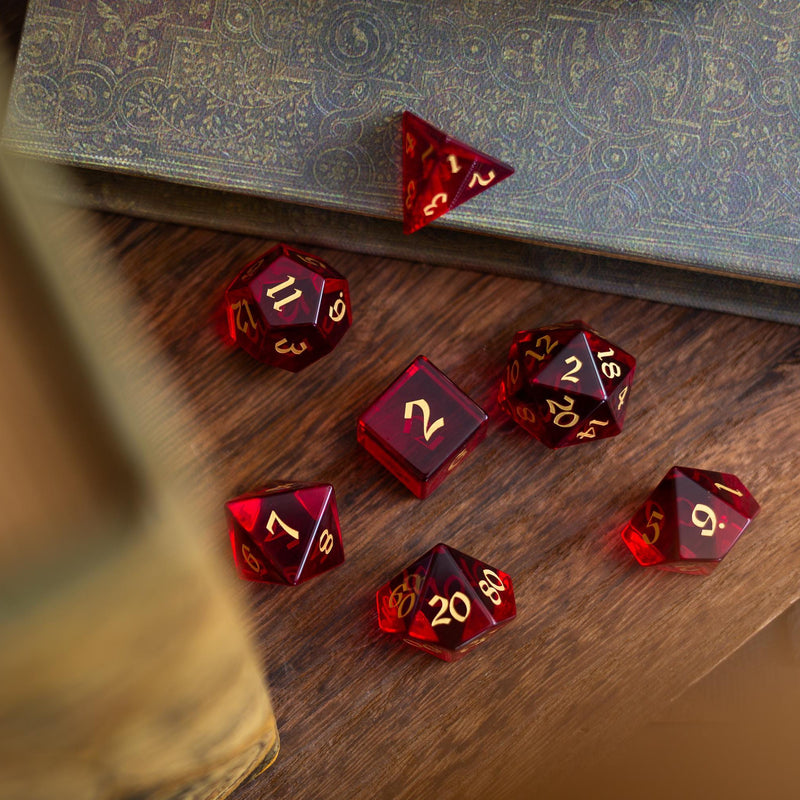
(225, 482, 344, 584)
(377, 543, 516, 661)
(498, 321, 635, 448)
(357, 355, 488, 498)
(622, 466, 760, 575)
(402, 111, 514, 234)
(222, 243, 351, 371)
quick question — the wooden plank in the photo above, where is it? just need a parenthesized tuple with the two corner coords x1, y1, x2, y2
(83, 213, 800, 799)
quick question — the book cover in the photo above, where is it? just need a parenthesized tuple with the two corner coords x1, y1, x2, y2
(3, 0, 800, 321)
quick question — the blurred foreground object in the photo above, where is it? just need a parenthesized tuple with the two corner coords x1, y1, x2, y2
(0, 58, 278, 800)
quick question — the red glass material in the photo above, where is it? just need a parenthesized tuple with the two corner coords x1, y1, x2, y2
(222, 243, 352, 371)
(622, 466, 760, 575)
(376, 543, 516, 661)
(357, 355, 488, 498)
(498, 321, 636, 448)
(225, 482, 344, 584)
(402, 111, 514, 234)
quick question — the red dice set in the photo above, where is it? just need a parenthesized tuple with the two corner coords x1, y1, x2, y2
(621, 466, 760, 575)
(376, 543, 516, 661)
(357, 355, 488, 498)
(402, 111, 514, 234)
(222, 243, 352, 371)
(216, 111, 763, 665)
(225, 482, 344, 585)
(498, 321, 636, 448)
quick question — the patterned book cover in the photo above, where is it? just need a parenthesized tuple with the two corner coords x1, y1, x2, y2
(3, 0, 800, 320)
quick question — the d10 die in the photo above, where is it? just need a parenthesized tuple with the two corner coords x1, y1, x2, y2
(402, 111, 514, 234)
(377, 543, 516, 661)
(225, 482, 344, 584)
(223, 243, 351, 371)
(357, 355, 488, 498)
(622, 466, 760, 575)
(498, 321, 635, 448)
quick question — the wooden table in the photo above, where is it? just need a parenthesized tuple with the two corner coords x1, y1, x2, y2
(85, 212, 800, 799)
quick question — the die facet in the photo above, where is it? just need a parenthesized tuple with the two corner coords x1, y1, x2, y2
(498, 321, 636, 448)
(222, 243, 351, 371)
(622, 466, 760, 575)
(402, 111, 514, 234)
(376, 543, 516, 661)
(225, 482, 344, 584)
(357, 355, 488, 498)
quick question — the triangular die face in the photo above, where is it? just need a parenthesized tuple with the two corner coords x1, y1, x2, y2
(402, 111, 513, 234)
(607, 375, 634, 428)
(449, 151, 514, 210)
(570, 400, 621, 444)
(407, 545, 494, 651)
(534, 331, 605, 401)
(294, 484, 333, 526)
(296, 500, 344, 584)
(225, 497, 263, 533)
(229, 526, 287, 584)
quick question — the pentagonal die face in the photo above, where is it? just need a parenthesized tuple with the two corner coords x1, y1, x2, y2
(621, 466, 760, 575)
(376, 543, 515, 661)
(225, 482, 344, 585)
(223, 244, 352, 371)
(498, 321, 635, 448)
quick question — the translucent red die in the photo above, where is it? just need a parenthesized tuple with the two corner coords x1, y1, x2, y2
(498, 321, 636, 448)
(357, 355, 488, 498)
(222, 243, 351, 371)
(622, 466, 760, 575)
(225, 482, 344, 584)
(377, 543, 516, 661)
(402, 111, 514, 234)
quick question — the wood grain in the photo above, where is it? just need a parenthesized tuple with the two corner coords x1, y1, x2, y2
(79, 213, 800, 799)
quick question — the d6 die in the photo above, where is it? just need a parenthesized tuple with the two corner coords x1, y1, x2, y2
(376, 543, 516, 661)
(498, 321, 635, 448)
(357, 355, 488, 498)
(222, 243, 351, 371)
(622, 466, 760, 575)
(225, 482, 344, 584)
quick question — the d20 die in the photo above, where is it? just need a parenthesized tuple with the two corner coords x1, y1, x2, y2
(357, 355, 488, 498)
(622, 466, 760, 575)
(376, 543, 516, 661)
(225, 482, 344, 584)
(222, 243, 351, 371)
(498, 321, 635, 448)
(402, 111, 514, 234)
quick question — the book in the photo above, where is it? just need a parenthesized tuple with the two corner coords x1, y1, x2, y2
(3, 0, 799, 323)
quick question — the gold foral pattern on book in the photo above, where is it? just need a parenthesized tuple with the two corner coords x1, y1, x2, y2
(5, 0, 800, 281)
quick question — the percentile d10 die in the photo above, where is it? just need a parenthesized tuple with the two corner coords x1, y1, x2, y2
(377, 543, 516, 661)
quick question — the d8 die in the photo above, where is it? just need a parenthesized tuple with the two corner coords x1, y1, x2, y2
(622, 466, 760, 575)
(377, 543, 516, 661)
(225, 482, 344, 584)
(222, 243, 351, 371)
(498, 321, 635, 448)
(357, 355, 488, 498)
